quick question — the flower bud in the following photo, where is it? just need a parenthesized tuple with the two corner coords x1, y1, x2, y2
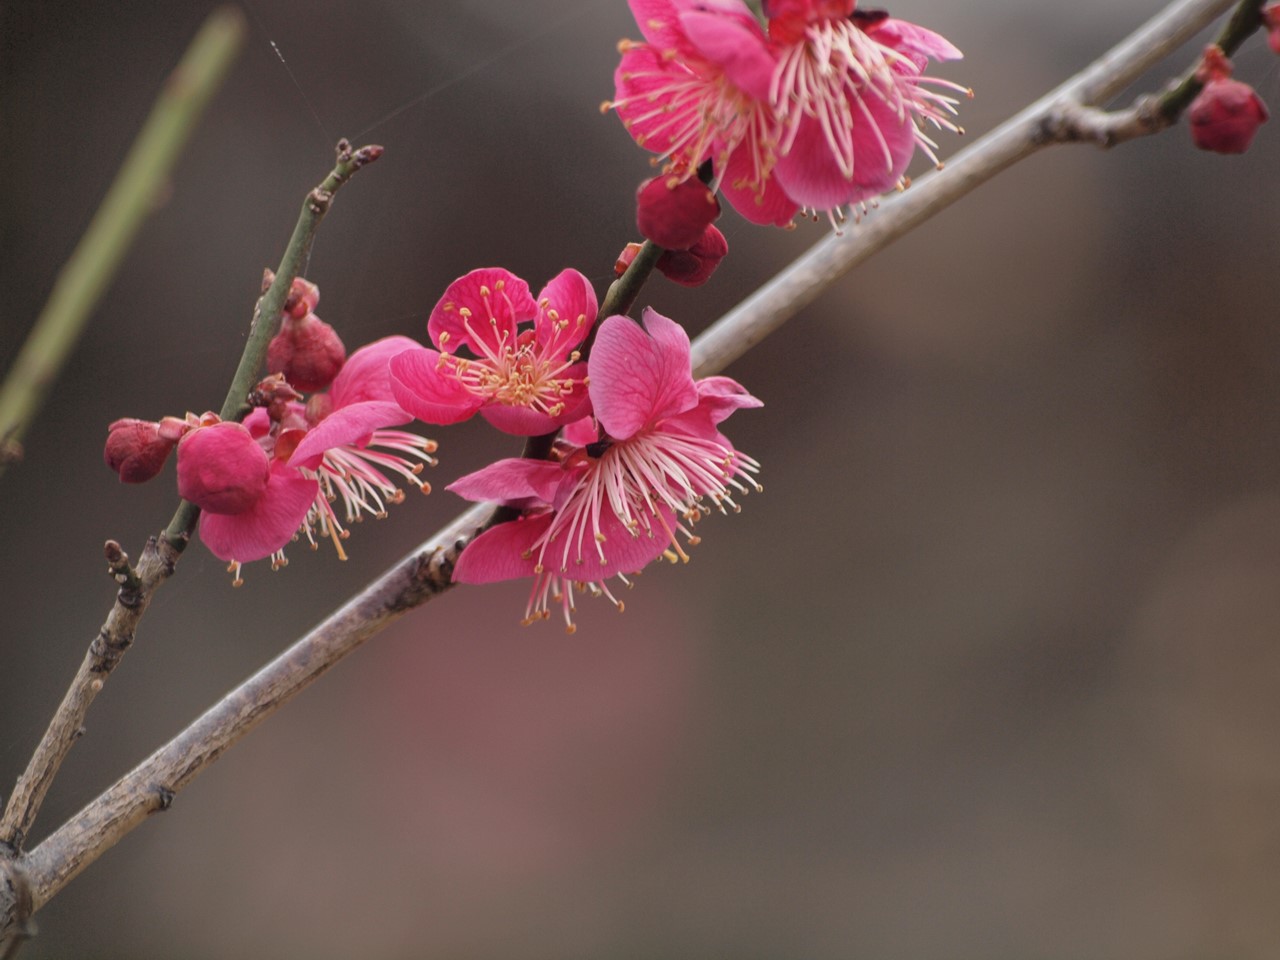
(285, 276, 321, 320)
(635, 175, 720, 250)
(1188, 46, 1269, 155)
(267, 312, 347, 393)
(104, 418, 176, 483)
(1266, 5, 1280, 56)
(656, 225, 729, 287)
(614, 242, 643, 277)
(176, 421, 270, 514)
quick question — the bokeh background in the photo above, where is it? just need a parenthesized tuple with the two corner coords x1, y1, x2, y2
(4, 0, 1280, 956)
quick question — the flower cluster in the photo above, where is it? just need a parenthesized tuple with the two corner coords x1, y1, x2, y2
(607, 0, 966, 228)
(439, 308, 761, 632)
(105, 279, 438, 583)
(382, 265, 762, 631)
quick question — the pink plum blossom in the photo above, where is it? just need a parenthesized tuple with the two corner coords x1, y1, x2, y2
(449, 307, 761, 632)
(390, 267, 598, 436)
(608, 0, 966, 226)
(181, 337, 438, 583)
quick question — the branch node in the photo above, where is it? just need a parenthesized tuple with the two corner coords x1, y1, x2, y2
(154, 787, 175, 813)
(104, 540, 142, 595)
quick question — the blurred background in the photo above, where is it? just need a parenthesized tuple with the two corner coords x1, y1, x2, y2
(3, 0, 1280, 956)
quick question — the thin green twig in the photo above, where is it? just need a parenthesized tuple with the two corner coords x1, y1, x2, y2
(0, 7, 246, 476)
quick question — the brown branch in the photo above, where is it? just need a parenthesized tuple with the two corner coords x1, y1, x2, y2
(21, 501, 492, 911)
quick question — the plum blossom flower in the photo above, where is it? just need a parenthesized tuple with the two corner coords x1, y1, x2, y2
(449, 308, 761, 632)
(176, 337, 438, 584)
(390, 267, 598, 436)
(608, 0, 966, 226)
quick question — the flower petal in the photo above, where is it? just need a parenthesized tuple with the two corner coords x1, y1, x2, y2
(288, 401, 409, 470)
(718, 145, 799, 226)
(389, 348, 483, 426)
(535, 268, 597, 357)
(869, 18, 963, 67)
(589, 309, 698, 439)
(679, 9, 775, 101)
(773, 94, 916, 209)
(198, 463, 318, 563)
(452, 513, 550, 584)
(330, 335, 425, 407)
(427, 268, 536, 359)
(537, 500, 678, 581)
(447, 458, 567, 507)
(561, 416, 600, 447)
(696, 374, 763, 424)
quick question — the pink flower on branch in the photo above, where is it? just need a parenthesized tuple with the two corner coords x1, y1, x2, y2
(172, 336, 438, 583)
(390, 267, 597, 436)
(608, 0, 966, 226)
(449, 308, 761, 632)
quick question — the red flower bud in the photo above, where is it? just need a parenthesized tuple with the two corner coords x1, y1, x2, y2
(1188, 46, 1268, 154)
(656, 224, 729, 287)
(636, 175, 720, 250)
(284, 277, 320, 320)
(614, 242, 643, 277)
(1266, 5, 1280, 56)
(176, 421, 270, 514)
(267, 312, 347, 393)
(104, 418, 176, 483)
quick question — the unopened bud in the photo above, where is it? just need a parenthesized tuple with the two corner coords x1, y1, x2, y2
(104, 418, 176, 483)
(1188, 47, 1268, 155)
(176, 422, 270, 514)
(656, 224, 729, 287)
(267, 311, 347, 393)
(614, 242, 643, 277)
(1265, 4, 1280, 55)
(635, 175, 720, 250)
(250, 373, 305, 423)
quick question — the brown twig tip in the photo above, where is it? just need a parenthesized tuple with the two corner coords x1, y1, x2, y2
(103, 540, 141, 593)
(353, 144, 384, 166)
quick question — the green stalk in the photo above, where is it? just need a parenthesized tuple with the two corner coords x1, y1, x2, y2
(0, 7, 247, 474)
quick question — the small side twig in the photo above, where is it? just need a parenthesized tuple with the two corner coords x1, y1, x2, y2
(1038, 0, 1266, 146)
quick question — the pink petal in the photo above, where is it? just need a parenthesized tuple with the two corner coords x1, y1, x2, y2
(389, 348, 483, 426)
(427, 268, 535, 359)
(447, 458, 567, 506)
(773, 95, 916, 209)
(679, 10, 775, 101)
(561, 416, 600, 447)
(589, 311, 698, 440)
(198, 463, 319, 563)
(628, 0, 682, 48)
(477, 371, 592, 436)
(452, 513, 550, 584)
(479, 404, 566, 437)
(535, 269, 597, 357)
(717, 145, 799, 226)
(330, 335, 424, 408)
(614, 46, 710, 160)
(176, 422, 270, 515)
(287, 401, 409, 470)
(871, 18, 963, 67)
(537, 501, 677, 581)
(696, 374, 763, 424)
